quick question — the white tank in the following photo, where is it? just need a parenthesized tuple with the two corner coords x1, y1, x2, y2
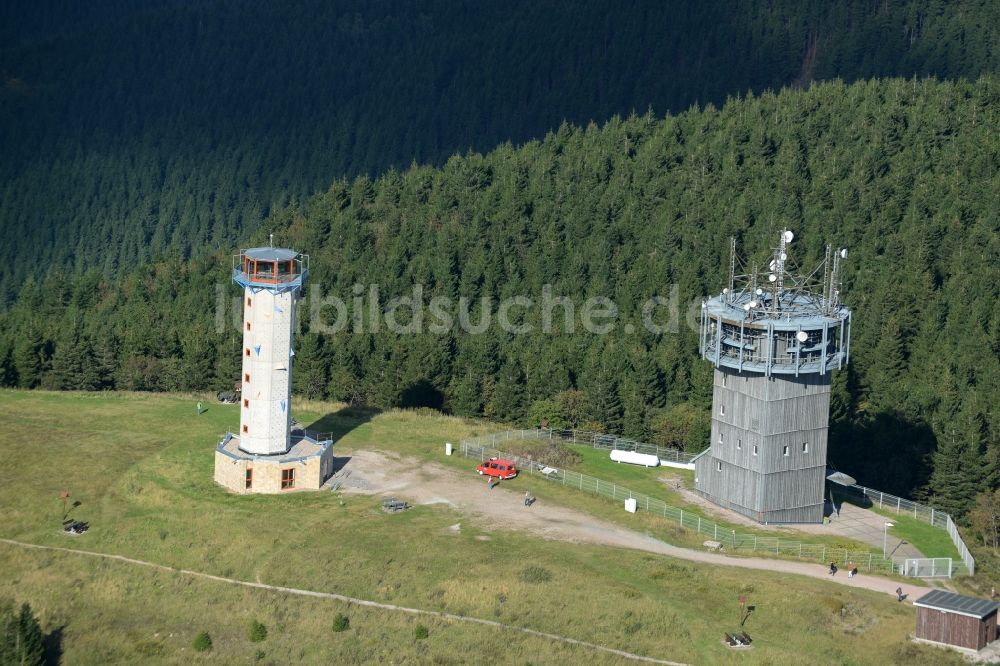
(609, 449, 659, 467)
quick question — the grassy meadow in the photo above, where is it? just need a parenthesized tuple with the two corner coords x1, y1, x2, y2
(0, 390, 963, 665)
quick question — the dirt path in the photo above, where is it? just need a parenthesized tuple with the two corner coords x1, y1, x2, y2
(334, 450, 930, 602)
(0, 538, 686, 666)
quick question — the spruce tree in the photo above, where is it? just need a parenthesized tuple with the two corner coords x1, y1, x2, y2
(632, 354, 665, 408)
(16, 603, 43, 666)
(47, 332, 84, 390)
(448, 369, 482, 417)
(292, 333, 328, 400)
(622, 399, 649, 441)
(180, 327, 216, 391)
(0, 346, 18, 387)
(13, 329, 44, 389)
(928, 433, 980, 517)
(0, 600, 44, 666)
(213, 336, 240, 392)
(488, 362, 526, 422)
(589, 377, 623, 434)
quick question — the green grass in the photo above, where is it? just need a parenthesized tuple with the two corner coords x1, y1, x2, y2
(0, 389, 963, 665)
(874, 511, 962, 561)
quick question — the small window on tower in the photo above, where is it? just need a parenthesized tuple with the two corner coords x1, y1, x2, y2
(242, 424, 248, 434)
(717, 461, 722, 472)
(245, 348, 250, 357)
(245, 468, 253, 489)
(737, 438, 742, 450)
(243, 398, 249, 408)
(720, 405, 726, 416)
(244, 373, 250, 383)
(718, 432, 724, 445)
(782, 445, 789, 457)
(247, 297, 252, 307)
(802, 442, 809, 454)
(722, 374, 727, 387)
(752, 445, 758, 456)
(246, 321, 251, 331)
(281, 468, 295, 489)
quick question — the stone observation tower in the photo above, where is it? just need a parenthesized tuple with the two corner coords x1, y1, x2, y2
(214, 243, 334, 493)
(693, 230, 851, 523)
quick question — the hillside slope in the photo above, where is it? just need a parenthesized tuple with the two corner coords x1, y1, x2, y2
(1, 0, 998, 298)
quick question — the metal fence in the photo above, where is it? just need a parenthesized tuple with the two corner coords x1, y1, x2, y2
(294, 429, 334, 444)
(472, 427, 699, 466)
(459, 431, 969, 577)
(836, 484, 975, 576)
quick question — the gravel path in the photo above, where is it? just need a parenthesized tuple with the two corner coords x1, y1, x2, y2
(339, 449, 930, 602)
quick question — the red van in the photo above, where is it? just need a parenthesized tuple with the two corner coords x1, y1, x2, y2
(476, 457, 518, 479)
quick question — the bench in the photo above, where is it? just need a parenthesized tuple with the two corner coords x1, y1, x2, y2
(703, 540, 723, 551)
(63, 520, 89, 535)
(382, 498, 409, 513)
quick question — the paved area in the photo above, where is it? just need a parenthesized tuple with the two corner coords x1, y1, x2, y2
(662, 472, 924, 559)
(336, 449, 931, 602)
(797, 500, 924, 560)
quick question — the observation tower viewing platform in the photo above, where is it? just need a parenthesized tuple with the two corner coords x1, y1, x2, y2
(232, 247, 309, 294)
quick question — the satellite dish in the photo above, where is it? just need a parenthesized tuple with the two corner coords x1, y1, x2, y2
(755, 288, 763, 296)
(797, 331, 808, 342)
(783, 230, 794, 243)
(780, 252, 787, 261)
(749, 300, 758, 308)
(840, 248, 848, 259)
(769, 260, 776, 271)
(768, 274, 777, 282)
(722, 288, 729, 294)
(743, 304, 752, 312)
(826, 470, 857, 486)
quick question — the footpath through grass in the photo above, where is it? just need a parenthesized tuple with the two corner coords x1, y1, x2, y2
(0, 390, 959, 665)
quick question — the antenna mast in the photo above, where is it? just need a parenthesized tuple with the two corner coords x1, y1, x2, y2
(727, 237, 736, 303)
(822, 244, 832, 311)
(829, 248, 846, 313)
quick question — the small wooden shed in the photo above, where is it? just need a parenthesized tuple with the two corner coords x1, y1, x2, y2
(914, 589, 999, 651)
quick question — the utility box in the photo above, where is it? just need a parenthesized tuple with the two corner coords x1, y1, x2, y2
(445, 442, 453, 456)
(624, 498, 637, 513)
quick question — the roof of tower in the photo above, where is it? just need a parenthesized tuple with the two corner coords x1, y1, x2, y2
(244, 247, 299, 261)
(704, 290, 849, 330)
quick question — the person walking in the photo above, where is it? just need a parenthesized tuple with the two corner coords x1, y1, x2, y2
(829, 562, 838, 576)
